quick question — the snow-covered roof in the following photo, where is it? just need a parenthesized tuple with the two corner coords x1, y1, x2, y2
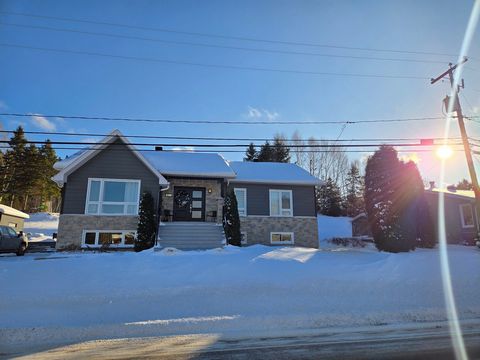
(0, 204, 30, 219)
(140, 151, 236, 178)
(228, 161, 322, 186)
(426, 188, 475, 200)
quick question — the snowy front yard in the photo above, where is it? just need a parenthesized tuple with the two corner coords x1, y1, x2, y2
(1, 243, 479, 352)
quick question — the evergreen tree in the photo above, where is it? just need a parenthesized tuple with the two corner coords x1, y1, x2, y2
(364, 146, 418, 252)
(318, 177, 343, 216)
(272, 135, 290, 163)
(223, 188, 241, 246)
(135, 192, 156, 252)
(244, 143, 258, 161)
(344, 162, 365, 216)
(456, 178, 472, 190)
(3, 127, 28, 207)
(257, 141, 274, 162)
(37, 141, 61, 210)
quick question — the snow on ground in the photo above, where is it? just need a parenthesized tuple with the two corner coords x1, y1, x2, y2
(317, 215, 353, 247)
(23, 212, 59, 242)
(1, 244, 479, 351)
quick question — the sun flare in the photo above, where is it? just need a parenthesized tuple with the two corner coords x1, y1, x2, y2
(436, 145, 454, 159)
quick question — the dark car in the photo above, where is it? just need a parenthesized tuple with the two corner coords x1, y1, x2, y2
(0, 225, 28, 256)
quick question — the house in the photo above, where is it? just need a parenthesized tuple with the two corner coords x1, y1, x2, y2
(424, 187, 479, 245)
(350, 187, 479, 245)
(0, 204, 30, 231)
(53, 130, 321, 250)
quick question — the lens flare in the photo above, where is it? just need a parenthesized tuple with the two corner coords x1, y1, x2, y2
(436, 145, 453, 159)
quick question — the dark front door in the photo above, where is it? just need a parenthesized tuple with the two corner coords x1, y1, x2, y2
(173, 187, 206, 221)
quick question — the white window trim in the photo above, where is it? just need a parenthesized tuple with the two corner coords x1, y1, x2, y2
(234, 188, 247, 217)
(85, 178, 141, 216)
(459, 204, 475, 228)
(270, 232, 294, 245)
(269, 189, 293, 217)
(81, 230, 137, 248)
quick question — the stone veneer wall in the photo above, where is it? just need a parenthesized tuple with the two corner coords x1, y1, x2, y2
(239, 216, 318, 248)
(56, 214, 139, 249)
(162, 178, 223, 223)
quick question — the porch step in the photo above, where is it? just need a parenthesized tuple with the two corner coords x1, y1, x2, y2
(157, 222, 225, 250)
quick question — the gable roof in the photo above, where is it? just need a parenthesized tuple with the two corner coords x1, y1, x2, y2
(425, 188, 476, 201)
(228, 161, 323, 186)
(52, 130, 169, 186)
(0, 204, 30, 219)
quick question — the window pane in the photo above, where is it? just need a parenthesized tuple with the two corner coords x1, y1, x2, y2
(270, 191, 280, 215)
(192, 200, 202, 209)
(126, 204, 137, 215)
(87, 204, 98, 214)
(101, 204, 124, 214)
(281, 209, 291, 216)
(281, 192, 291, 210)
(191, 210, 202, 218)
(192, 191, 203, 198)
(125, 182, 139, 202)
(7, 227, 18, 237)
(281, 233, 292, 242)
(89, 180, 101, 201)
(124, 232, 135, 245)
(103, 181, 126, 202)
(99, 232, 122, 246)
(85, 232, 96, 245)
(463, 205, 474, 226)
(235, 189, 245, 209)
(271, 233, 281, 242)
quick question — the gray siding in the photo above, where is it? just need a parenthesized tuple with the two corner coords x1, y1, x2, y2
(62, 139, 160, 214)
(0, 214, 26, 231)
(229, 182, 316, 217)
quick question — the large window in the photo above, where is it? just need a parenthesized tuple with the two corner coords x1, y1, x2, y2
(86, 178, 141, 215)
(460, 204, 475, 228)
(269, 189, 293, 217)
(82, 230, 136, 248)
(270, 232, 294, 245)
(234, 188, 247, 216)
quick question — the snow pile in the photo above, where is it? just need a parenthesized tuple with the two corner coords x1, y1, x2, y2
(24, 212, 59, 242)
(317, 215, 353, 242)
(1, 244, 479, 352)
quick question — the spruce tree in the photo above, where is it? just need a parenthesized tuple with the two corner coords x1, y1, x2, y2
(318, 177, 343, 216)
(364, 146, 417, 252)
(257, 141, 274, 162)
(223, 188, 241, 246)
(344, 162, 365, 216)
(244, 143, 258, 161)
(456, 178, 472, 190)
(272, 135, 290, 163)
(135, 192, 156, 252)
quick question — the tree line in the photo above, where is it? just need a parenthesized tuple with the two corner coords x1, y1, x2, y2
(0, 126, 60, 212)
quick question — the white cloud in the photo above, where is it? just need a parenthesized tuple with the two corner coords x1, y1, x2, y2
(30, 114, 56, 132)
(246, 106, 279, 121)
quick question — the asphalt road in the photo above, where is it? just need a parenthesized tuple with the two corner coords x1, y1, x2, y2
(7, 322, 480, 360)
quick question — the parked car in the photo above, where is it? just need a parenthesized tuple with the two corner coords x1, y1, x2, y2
(0, 225, 28, 256)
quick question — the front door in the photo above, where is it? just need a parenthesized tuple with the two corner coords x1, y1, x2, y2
(173, 187, 206, 221)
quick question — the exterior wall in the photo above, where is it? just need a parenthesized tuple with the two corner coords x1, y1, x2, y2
(240, 216, 318, 248)
(0, 214, 26, 231)
(162, 177, 224, 223)
(62, 139, 161, 214)
(352, 216, 372, 237)
(425, 192, 478, 244)
(56, 214, 139, 249)
(228, 182, 316, 217)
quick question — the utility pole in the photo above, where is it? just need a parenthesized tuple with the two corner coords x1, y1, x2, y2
(431, 57, 480, 237)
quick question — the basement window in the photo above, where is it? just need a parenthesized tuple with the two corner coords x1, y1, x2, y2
(270, 232, 294, 245)
(82, 230, 137, 248)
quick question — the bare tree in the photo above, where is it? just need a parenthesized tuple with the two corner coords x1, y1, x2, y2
(291, 130, 306, 167)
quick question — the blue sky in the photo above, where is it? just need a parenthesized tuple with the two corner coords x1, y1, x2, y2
(0, 0, 479, 186)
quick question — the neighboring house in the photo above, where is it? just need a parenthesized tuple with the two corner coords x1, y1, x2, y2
(424, 187, 479, 245)
(0, 204, 30, 231)
(53, 130, 321, 250)
(350, 188, 479, 245)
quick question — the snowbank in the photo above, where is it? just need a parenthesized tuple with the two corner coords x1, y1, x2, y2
(1, 244, 479, 351)
(317, 215, 353, 241)
(24, 212, 59, 242)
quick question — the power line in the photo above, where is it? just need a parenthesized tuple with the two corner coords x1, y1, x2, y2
(0, 43, 432, 80)
(0, 139, 465, 148)
(0, 112, 452, 125)
(0, 21, 449, 65)
(0, 129, 464, 142)
(0, 11, 470, 59)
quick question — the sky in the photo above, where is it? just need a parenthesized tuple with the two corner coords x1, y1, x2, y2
(0, 0, 479, 186)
